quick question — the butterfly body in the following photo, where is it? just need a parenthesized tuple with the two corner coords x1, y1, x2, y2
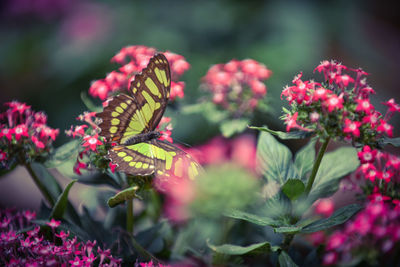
(97, 53, 201, 179)
(122, 131, 161, 146)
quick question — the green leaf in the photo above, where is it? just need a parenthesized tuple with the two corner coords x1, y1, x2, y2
(50, 179, 77, 220)
(273, 226, 302, 234)
(256, 131, 298, 184)
(379, 136, 400, 147)
(309, 147, 359, 202)
(250, 125, 314, 140)
(294, 139, 316, 180)
(282, 179, 305, 201)
(45, 140, 81, 168)
(223, 209, 279, 227)
(301, 204, 362, 233)
(31, 163, 62, 201)
(220, 119, 249, 137)
(81, 91, 102, 112)
(107, 186, 140, 208)
(279, 251, 299, 267)
(207, 240, 278, 255)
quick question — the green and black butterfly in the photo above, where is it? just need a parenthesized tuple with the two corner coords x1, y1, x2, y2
(97, 53, 201, 179)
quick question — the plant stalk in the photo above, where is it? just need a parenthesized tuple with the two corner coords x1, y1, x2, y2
(281, 233, 295, 252)
(305, 137, 331, 195)
(24, 163, 55, 207)
(126, 199, 134, 233)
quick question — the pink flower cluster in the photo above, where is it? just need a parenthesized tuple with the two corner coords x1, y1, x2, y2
(185, 134, 257, 171)
(356, 150, 400, 184)
(0, 101, 59, 166)
(66, 111, 108, 175)
(281, 60, 398, 147)
(0, 208, 121, 266)
(89, 45, 190, 101)
(321, 196, 400, 265)
(135, 261, 170, 267)
(202, 59, 271, 115)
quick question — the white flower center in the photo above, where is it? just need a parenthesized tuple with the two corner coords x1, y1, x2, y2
(88, 138, 97, 145)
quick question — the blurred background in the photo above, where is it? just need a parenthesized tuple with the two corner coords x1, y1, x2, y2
(1, 0, 399, 143)
(1, 0, 399, 208)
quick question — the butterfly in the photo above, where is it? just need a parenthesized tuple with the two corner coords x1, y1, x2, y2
(97, 53, 201, 180)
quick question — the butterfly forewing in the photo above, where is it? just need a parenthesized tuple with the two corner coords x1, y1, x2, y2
(97, 54, 171, 144)
(97, 94, 143, 144)
(129, 54, 171, 133)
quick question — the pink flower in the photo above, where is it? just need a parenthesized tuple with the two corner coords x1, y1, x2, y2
(6, 101, 31, 114)
(46, 219, 61, 229)
(39, 126, 59, 141)
(73, 160, 87, 175)
(89, 80, 110, 100)
(315, 198, 335, 217)
(13, 124, 29, 141)
(382, 98, 400, 113)
(335, 74, 354, 87)
(249, 80, 267, 96)
(312, 87, 332, 101)
(159, 130, 173, 143)
(285, 112, 299, 132)
(343, 118, 361, 138)
(322, 251, 338, 266)
(109, 162, 117, 173)
(68, 125, 88, 138)
(355, 98, 374, 114)
(231, 134, 257, 170)
(324, 93, 343, 112)
(0, 128, 14, 141)
(82, 134, 103, 151)
(357, 145, 377, 164)
(362, 111, 380, 128)
(326, 232, 347, 250)
(69, 256, 82, 266)
(376, 119, 393, 137)
(31, 136, 45, 149)
(170, 81, 185, 100)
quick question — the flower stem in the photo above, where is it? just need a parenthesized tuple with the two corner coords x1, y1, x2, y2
(126, 199, 134, 233)
(305, 137, 331, 195)
(24, 163, 55, 207)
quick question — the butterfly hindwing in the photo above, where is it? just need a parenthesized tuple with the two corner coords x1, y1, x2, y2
(152, 140, 202, 180)
(108, 142, 156, 176)
(108, 140, 201, 179)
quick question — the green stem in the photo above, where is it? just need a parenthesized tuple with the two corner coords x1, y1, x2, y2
(126, 199, 134, 233)
(24, 163, 55, 207)
(305, 137, 331, 195)
(281, 233, 295, 252)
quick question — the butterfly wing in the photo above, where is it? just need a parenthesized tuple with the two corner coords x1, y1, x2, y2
(108, 140, 202, 179)
(97, 94, 146, 144)
(97, 53, 171, 144)
(151, 140, 202, 180)
(129, 53, 171, 132)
